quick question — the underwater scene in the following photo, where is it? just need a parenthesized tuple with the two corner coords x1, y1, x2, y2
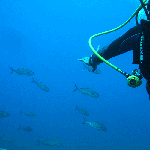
(0, 0, 150, 149)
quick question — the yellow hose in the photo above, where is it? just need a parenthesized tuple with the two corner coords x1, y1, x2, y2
(89, 0, 148, 73)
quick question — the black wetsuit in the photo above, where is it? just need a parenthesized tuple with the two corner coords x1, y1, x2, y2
(90, 1, 150, 81)
(91, 21, 150, 80)
(90, 25, 142, 66)
(89, 4, 150, 98)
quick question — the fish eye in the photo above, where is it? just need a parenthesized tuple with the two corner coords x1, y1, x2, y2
(91, 92, 94, 95)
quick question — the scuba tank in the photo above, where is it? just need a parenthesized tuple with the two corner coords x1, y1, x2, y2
(138, 0, 150, 99)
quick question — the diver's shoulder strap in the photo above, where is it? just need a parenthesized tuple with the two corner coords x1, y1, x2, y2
(139, 19, 150, 80)
(139, 19, 150, 65)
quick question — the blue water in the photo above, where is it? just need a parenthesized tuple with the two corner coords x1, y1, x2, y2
(0, 0, 150, 149)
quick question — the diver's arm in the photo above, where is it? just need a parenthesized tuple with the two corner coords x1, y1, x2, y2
(90, 25, 142, 67)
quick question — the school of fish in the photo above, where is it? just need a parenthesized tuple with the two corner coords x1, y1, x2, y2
(2, 66, 107, 149)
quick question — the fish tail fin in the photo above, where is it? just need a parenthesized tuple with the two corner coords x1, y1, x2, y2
(82, 117, 87, 124)
(82, 64, 87, 71)
(20, 111, 22, 115)
(75, 105, 78, 110)
(9, 67, 14, 75)
(18, 125, 21, 130)
(73, 84, 78, 92)
(37, 140, 41, 146)
(31, 77, 35, 83)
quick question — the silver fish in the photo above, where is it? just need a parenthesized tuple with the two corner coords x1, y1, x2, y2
(20, 111, 37, 117)
(73, 84, 99, 98)
(83, 117, 107, 131)
(2, 137, 14, 142)
(75, 105, 89, 116)
(37, 140, 60, 146)
(0, 111, 10, 118)
(82, 64, 101, 74)
(31, 78, 49, 92)
(18, 125, 32, 132)
(9, 67, 35, 76)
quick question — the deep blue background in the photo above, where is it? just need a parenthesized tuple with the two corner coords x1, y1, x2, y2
(0, 0, 150, 149)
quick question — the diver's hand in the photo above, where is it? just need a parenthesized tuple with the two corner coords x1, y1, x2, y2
(78, 57, 90, 65)
(78, 57, 97, 72)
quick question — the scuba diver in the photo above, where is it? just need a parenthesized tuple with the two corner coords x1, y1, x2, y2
(79, 0, 150, 99)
